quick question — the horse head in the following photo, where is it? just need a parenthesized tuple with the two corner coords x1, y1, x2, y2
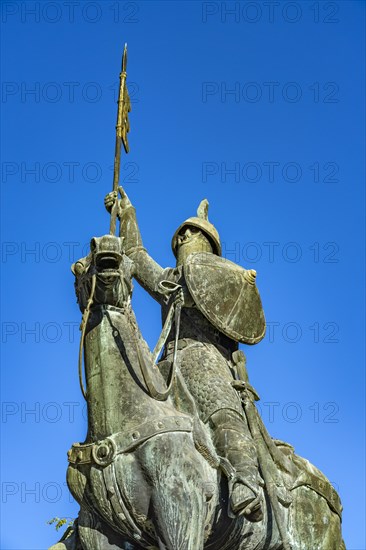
(71, 235, 133, 311)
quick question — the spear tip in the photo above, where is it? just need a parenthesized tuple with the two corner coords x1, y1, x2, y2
(122, 43, 128, 72)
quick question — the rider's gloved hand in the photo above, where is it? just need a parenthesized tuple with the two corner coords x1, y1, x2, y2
(104, 186, 132, 217)
(104, 190, 118, 213)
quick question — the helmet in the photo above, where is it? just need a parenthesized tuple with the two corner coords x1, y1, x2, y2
(171, 199, 221, 257)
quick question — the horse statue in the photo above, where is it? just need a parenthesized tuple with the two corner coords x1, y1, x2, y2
(49, 233, 344, 550)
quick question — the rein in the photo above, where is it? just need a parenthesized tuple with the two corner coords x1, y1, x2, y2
(134, 280, 183, 401)
(78, 273, 96, 400)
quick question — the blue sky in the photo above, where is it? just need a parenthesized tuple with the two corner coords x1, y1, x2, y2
(1, 1, 365, 548)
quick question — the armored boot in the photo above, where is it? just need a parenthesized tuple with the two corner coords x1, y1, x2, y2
(209, 409, 263, 522)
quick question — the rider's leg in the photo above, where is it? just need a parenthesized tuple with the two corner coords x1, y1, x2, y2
(178, 344, 262, 521)
(209, 408, 263, 521)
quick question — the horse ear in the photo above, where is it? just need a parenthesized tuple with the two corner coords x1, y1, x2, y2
(71, 261, 85, 276)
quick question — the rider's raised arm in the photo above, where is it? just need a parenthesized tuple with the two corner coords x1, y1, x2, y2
(105, 189, 166, 303)
(119, 203, 165, 302)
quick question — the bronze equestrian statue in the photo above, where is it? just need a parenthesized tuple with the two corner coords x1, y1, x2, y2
(49, 216, 344, 550)
(49, 45, 344, 550)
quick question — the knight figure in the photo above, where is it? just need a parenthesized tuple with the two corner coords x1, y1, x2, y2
(105, 189, 266, 522)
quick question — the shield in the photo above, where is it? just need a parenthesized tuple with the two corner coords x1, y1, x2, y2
(184, 253, 266, 345)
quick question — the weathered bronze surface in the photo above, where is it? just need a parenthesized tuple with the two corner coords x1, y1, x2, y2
(49, 47, 345, 550)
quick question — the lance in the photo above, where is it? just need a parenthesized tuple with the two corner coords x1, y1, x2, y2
(109, 43, 131, 235)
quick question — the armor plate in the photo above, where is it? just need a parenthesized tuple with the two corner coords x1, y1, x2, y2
(184, 253, 266, 344)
